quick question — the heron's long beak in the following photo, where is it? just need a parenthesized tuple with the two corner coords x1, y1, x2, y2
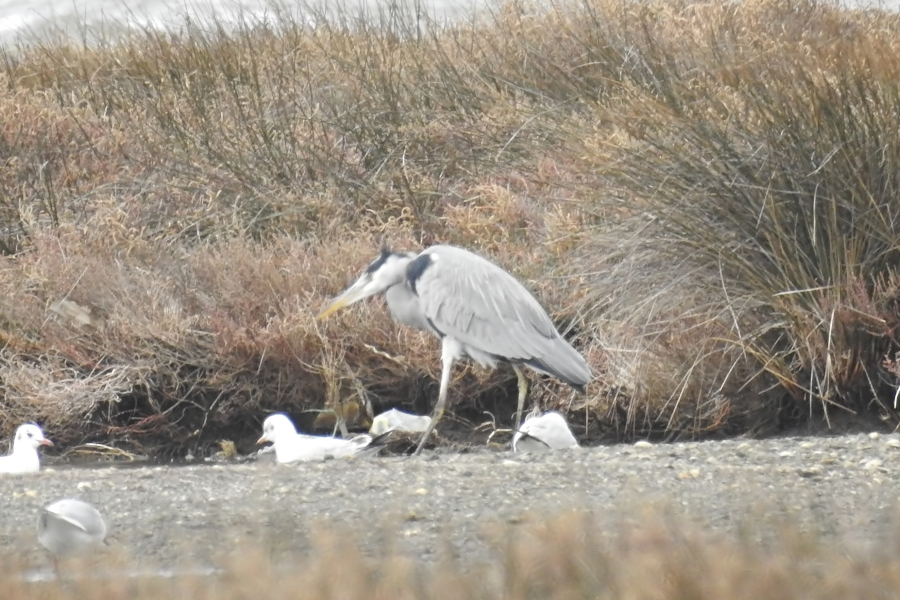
(40, 439, 53, 447)
(316, 278, 372, 320)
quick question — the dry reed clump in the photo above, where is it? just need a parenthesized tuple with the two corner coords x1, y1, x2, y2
(0, 0, 898, 452)
(574, 0, 900, 436)
(3, 508, 900, 599)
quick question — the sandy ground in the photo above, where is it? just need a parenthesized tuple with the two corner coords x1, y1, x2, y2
(2, 432, 899, 574)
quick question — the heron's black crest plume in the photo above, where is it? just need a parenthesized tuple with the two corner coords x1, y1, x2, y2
(366, 246, 394, 274)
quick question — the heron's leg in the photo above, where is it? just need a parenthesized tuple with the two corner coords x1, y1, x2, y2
(512, 363, 529, 430)
(413, 350, 455, 456)
(337, 403, 350, 438)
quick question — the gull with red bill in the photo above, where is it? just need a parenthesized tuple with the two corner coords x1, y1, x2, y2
(257, 413, 391, 463)
(0, 423, 53, 474)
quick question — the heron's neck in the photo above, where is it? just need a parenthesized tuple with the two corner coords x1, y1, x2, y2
(381, 254, 416, 289)
(386, 284, 431, 331)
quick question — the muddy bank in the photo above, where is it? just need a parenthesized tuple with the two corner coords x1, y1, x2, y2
(2, 433, 899, 572)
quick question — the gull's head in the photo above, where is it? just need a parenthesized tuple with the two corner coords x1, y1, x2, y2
(13, 424, 52, 453)
(316, 246, 418, 320)
(258, 413, 298, 445)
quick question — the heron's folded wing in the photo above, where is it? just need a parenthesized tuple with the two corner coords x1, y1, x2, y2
(414, 248, 559, 362)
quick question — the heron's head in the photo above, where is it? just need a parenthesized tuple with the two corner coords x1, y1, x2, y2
(257, 413, 298, 445)
(317, 246, 417, 319)
(13, 423, 52, 452)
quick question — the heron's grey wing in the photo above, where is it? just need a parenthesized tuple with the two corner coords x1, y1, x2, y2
(415, 246, 556, 355)
(413, 246, 591, 387)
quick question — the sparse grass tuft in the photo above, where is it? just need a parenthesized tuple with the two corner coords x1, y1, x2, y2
(3, 508, 900, 599)
(574, 0, 900, 436)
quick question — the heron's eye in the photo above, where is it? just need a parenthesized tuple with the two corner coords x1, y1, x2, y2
(26, 432, 32, 438)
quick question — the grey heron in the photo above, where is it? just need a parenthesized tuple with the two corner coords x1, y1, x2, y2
(257, 413, 391, 462)
(316, 244, 591, 455)
(0, 423, 53, 474)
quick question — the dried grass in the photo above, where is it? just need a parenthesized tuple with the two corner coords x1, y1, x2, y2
(3, 508, 899, 599)
(0, 0, 898, 452)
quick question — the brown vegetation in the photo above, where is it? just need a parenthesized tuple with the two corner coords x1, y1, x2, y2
(0, 0, 899, 455)
(4, 508, 899, 599)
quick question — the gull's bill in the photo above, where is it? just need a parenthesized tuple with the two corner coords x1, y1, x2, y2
(512, 411, 579, 453)
(0, 423, 53, 474)
(370, 408, 432, 436)
(257, 413, 392, 463)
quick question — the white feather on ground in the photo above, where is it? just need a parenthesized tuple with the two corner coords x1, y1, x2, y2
(0, 423, 53, 474)
(258, 413, 391, 463)
(512, 412, 579, 453)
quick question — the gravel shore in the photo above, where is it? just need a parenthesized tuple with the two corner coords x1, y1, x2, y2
(2, 432, 899, 571)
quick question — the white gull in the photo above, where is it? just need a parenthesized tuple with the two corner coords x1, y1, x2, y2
(258, 413, 390, 463)
(0, 423, 53, 474)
